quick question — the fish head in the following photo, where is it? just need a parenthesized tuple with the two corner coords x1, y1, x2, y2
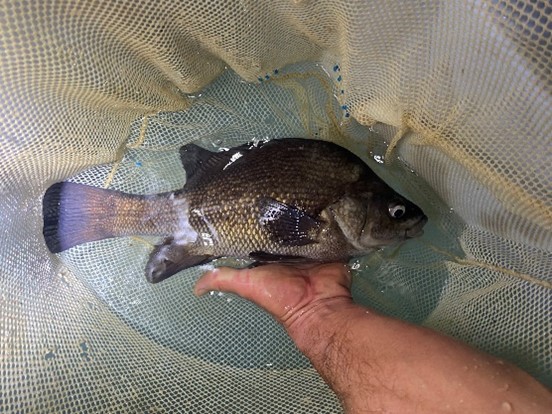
(359, 188, 427, 248)
(331, 186, 427, 252)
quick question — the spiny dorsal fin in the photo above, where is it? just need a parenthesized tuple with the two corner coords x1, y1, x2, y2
(179, 142, 257, 189)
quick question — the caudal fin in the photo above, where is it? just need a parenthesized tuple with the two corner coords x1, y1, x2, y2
(43, 182, 122, 253)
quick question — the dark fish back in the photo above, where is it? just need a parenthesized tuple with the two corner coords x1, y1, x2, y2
(183, 139, 372, 257)
(187, 139, 370, 214)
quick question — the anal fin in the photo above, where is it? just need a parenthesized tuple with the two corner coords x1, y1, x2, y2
(146, 238, 213, 283)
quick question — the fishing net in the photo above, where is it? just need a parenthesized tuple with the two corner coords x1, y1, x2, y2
(1, 0, 550, 412)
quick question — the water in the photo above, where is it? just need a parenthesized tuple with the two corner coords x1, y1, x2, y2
(60, 63, 457, 368)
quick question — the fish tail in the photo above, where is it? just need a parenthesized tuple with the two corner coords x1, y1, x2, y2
(42, 182, 178, 253)
(43, 182, 118, 252)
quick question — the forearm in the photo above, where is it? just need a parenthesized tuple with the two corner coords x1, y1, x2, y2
(193, 265, 551, 412)
(287, 300, 552, 414)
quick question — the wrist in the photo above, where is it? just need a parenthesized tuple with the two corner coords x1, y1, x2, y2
(284, 298, 384, 410)
(284, 297, 375, 364)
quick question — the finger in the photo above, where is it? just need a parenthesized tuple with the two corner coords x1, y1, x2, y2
(194, 267, 255, 298)
(194, 265, 308, 319)
(194, 263, 354, 321)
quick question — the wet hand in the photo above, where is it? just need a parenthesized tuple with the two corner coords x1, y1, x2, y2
(195, 264, 552, 414)
(194, 263, 354, 330)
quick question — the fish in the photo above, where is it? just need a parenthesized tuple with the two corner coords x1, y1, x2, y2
(43, 138, 427, 283)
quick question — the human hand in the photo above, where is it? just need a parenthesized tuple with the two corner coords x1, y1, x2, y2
(195, 263, 552, 414)
(194, 263, 355, 333)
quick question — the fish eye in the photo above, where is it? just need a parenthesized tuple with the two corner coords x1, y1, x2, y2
(389, 204, 406, 219)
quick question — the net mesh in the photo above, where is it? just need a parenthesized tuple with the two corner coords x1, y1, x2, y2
(1, 0, 550, 412)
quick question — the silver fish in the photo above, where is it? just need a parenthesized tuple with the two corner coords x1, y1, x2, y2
(43, 138, 427, 283)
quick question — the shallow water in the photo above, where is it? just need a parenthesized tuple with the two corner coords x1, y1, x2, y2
(61, 64, 464, 369)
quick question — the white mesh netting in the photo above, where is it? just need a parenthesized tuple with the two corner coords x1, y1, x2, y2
(1, 0, 550, 412)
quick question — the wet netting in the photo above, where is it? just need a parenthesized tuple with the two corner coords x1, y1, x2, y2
(1, 1, 550, 412)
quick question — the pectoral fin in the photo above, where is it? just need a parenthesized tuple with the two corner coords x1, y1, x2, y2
(146, 238, 213, 283)
(258, 198, 321, 247)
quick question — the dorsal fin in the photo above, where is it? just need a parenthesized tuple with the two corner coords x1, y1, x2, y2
(179, 142, 256, 189)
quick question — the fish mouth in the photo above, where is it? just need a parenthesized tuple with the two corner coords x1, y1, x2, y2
(405, 215, 428, 239)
